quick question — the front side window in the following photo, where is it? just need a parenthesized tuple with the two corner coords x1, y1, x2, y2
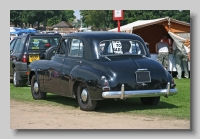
(68, 39, 83, 57)
(56, 39, 68, 55)
(99, 40, 145, 56)
(29, 37, 60, 50)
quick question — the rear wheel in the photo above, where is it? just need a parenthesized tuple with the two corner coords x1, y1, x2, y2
(77, 82, 97, 111)
(140, 96, 160, 105)
(31, 75, 46, 99)
(13, 68, 23, 87)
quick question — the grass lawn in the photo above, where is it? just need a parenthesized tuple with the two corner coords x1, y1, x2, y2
(10, 78, 190, 119)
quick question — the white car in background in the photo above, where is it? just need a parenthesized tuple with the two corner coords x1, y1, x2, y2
(78, 28, 92, 32)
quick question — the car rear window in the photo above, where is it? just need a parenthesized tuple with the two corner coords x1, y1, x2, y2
(28, 37, 60, 50)
(99, 40, 146, 56)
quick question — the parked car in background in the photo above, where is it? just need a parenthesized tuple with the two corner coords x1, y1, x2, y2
(40, 31, 57, 34)
(28, 32, 178, 111)
(78, 27, 92, 32)
(10, 33, 62, 87)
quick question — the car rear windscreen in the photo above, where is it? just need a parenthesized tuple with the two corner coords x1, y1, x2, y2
(29, 37, 60, 50)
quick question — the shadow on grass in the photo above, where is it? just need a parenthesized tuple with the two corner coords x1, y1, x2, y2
(44, 94, 79, 108)
(44, 94, 178, 113)
(95, 98, 179, 113)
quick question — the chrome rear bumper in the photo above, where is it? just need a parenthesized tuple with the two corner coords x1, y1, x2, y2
(102, 82, 178, 99)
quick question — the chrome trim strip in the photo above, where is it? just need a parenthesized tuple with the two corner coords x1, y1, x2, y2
(137, 69, 148, 71)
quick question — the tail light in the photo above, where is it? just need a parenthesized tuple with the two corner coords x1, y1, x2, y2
(22, 52, 27, 63)
(101, 76, 110, 91)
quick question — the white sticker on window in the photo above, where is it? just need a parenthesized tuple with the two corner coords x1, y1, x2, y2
(112, 41, 123, 54)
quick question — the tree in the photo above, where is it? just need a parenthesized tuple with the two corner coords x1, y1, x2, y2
(46, 10, 76, 27)
(61, 10, 76, 23)
(10, 10, 24, 27)
(22, 10, 37, 28)
(80, 10, 114, 29)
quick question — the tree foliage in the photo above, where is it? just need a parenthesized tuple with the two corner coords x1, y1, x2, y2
(80, 10, 190, 29)
(10, 10, 190, 30)
(10, 10, 75, 30)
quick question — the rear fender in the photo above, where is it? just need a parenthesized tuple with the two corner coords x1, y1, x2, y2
(167, 72, 176, 88)
(70, 66, 105, 100)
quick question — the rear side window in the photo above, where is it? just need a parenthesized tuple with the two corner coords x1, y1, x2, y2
(29, 37, 60, 50)
(12, 39, 21, 53)
(17, 37, 26, 53)
(10, 39, 16, 50)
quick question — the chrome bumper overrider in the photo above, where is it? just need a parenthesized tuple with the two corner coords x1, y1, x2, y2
(102, 82, 178, 99)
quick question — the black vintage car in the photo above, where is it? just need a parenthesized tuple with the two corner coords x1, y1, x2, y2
(28, 31, 178, 111)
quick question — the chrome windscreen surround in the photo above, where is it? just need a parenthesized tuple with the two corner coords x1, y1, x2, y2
(102, 82, 178, 99)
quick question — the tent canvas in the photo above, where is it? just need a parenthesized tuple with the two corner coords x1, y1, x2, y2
(108, 18, 167, 32)
(108, 17, 190, 53)
(109, 17, 190, 71)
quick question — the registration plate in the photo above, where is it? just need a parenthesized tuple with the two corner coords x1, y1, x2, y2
(29, 55, 40, 62)
(135, 70, 151, 83)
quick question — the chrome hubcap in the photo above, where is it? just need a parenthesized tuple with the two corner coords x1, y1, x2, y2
(81, 88, 88, 102)
(33, 82, 39, 93)
(13, 71, 16, 85)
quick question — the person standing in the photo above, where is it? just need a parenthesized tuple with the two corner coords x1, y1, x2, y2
(172, 41, 189, 79)
(161, 34, 172, 53)
(155, 38, 171, 70)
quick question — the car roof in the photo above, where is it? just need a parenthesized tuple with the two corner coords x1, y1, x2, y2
(14, 33, 61, 39)
(63, 31, 142, 41)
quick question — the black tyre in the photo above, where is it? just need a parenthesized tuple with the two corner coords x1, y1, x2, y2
(31, 75, 46, 99)
(13, 68, 23, 87)
(77, 82, 97, 111)
(140, 96, 160, 105)
(45, 46, 57, 60)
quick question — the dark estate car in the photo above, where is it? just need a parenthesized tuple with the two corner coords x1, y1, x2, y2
(10, 33, 62, 87)
(28, 31, 178, 111)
